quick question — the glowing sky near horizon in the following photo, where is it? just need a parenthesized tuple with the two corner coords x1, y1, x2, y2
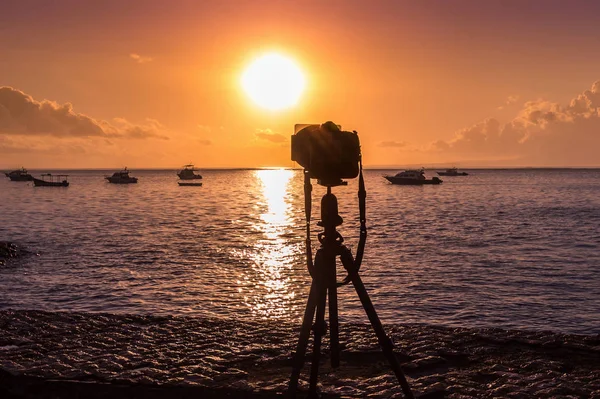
(2, 0, 600, 168)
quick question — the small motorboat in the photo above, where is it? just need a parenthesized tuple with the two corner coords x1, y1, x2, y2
(5, 167, 34, 181)
(437, 167, 468, 176)
(384, 168, 442, 185)
(177, 164, 202, 180)
(105, 168, 138, 184)
(178, 182, 203, 187)
(33, 174, 69, 187)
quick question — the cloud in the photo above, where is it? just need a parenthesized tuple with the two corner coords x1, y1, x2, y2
(0, 87, 110, 138)
(498, 94, 520, 110)
(378, 140, 407, 148)
(431, 140, 450, 151)
(506, 95, 520, 105)
(129, 53, 153, 64)
(197, 125, 212, 134)
(255, 128, 287, 143)
(433, 80, 600, 165)
(111, 117, 169, 140)
(195, 125, 217, 145)
(0, 134, 90, 156)
(0, 87, 169, 140)
(0, 135, 34, 154)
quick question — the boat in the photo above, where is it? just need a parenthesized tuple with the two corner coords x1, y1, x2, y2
(383, 168, 442, 185)
(177, 164, 202, 180)
(178, 182, 203, 187)
(437, 167, 468, 176)
(4, 167, 34, 181)
(105, 168, 138, 184)
(32, 174, 69, 187)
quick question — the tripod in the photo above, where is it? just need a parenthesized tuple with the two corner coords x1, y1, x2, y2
(288, 173, 414, 399)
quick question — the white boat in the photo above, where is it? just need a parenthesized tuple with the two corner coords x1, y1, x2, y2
(105, 168, 138, 184)
(177, 164, 202, 180)
(5, 167, 33, 181)
(437, 167, 468, 176)
(383, 168, 442, 185)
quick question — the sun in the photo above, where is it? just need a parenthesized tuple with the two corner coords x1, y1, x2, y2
(241, 53, 306, 111)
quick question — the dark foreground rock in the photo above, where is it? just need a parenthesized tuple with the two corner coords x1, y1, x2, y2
(0, 242, 22, 266)
(0, 310, 599, 398)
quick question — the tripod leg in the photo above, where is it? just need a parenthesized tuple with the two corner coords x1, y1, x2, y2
(288, 279, 319, 395)
(350, 274, 415, 399)
(328, 258, 340, 368)
(308, 277, 328, 397)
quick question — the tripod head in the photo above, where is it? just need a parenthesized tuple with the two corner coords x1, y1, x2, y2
(316, 178, 348, 188)
(318, 188, 343, 229)
(302, 159, 367, 287)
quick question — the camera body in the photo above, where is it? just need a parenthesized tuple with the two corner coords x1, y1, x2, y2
(291, 121, 361, 185)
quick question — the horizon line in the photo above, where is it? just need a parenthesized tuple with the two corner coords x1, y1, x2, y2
(4, 166, 600, 171)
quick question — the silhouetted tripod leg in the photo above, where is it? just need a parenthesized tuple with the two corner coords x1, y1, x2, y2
(350, 274, 415, 399)
(308, 278, 328, 397)
(327, 256, 340, 368)
(288, 280, 319, 395)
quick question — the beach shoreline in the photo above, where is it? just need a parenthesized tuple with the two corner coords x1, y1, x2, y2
(1, 310, 598, 398)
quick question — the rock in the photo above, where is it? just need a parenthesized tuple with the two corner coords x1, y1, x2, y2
(0, 310, 599, 398)
(0, 242, 22, 265)
(417, 387, 447, 399)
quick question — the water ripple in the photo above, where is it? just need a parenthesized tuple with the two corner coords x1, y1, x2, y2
(1, 169, 599, 334)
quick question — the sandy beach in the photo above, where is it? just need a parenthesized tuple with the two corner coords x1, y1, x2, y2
(0, 310, 598, 398)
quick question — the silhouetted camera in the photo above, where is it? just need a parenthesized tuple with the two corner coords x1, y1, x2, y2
(291, 121, 361, 185)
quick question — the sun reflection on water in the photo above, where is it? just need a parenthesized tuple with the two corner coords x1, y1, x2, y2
(237, 169, 299, 319)
(257, 169, 293, 235)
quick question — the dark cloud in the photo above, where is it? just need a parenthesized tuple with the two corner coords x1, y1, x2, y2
(0, 87, 169, 140)
(433, 80, 600, 165)
(198, 139, 212, 145)
(0, 87, 110, 138)
(378, 140, 407, 148)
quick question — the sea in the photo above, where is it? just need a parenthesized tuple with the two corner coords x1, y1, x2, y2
(1, 169, 599, 335)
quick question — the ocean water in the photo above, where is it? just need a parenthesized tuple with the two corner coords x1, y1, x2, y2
(1, 169, 599, 334)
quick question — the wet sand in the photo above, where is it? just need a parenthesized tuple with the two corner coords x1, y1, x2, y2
(0, 310, 599, 398)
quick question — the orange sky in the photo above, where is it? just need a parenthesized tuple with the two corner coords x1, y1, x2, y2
(2, 0, 600, 168)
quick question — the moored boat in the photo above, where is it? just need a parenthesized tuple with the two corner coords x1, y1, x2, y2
(178, 182, 203, 187)
(105, 168, 138, 184)
(437, 167, 468, 176)
(4, 167, 34, 181)
(384, 168, 442, 185)
(33, 174, 69, 187)
(177, 164, 202, 180)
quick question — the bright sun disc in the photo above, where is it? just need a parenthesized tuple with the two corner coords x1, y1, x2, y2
(242, 53, 305, 111)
